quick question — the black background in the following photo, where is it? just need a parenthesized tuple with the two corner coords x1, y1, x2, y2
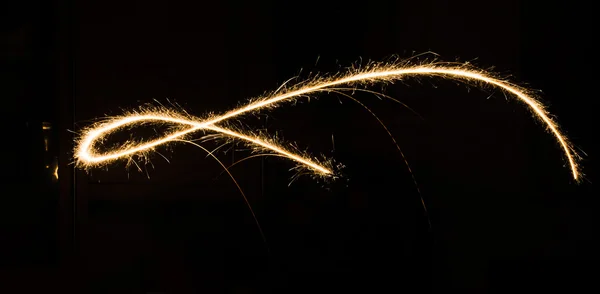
(1, 0, 596, 292)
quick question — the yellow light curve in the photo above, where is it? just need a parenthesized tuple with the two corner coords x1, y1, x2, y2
(74, 61, 580, 181)
(75, 113, 333, 175)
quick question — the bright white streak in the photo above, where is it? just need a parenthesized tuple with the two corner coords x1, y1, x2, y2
(75, 64, 579, 181)
(206, 66, 579, 180)
(75, 114, 332, 174)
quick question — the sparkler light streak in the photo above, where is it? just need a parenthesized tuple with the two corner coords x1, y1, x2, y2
(74, 60, 581, 182)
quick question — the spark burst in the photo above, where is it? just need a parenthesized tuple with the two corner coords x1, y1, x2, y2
(74, 59, 581, 182)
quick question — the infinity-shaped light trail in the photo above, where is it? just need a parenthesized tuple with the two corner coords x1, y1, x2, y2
(74, 61, 580, 181)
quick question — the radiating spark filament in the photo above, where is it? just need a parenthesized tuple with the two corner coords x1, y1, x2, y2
(74, 61, 580, 181)
(75, 113, 333, 176)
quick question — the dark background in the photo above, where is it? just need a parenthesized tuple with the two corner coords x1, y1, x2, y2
(1, 0, 596, 292)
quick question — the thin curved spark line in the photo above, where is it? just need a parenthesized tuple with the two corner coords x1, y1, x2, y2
(173, 139, 269, 249)
(74, 61, 580, 181)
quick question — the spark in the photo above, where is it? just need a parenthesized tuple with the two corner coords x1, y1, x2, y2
(173, 139, 268, 248)
(75, 111, 334, 176)
(74, 59, 580, 181)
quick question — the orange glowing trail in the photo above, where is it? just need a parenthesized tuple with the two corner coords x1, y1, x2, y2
(75, 62, 580, 181)
(75, 114, 333, 175)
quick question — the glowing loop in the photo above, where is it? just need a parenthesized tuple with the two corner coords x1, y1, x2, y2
(75, 63, 580, 181)
(77, 114, 332, 175)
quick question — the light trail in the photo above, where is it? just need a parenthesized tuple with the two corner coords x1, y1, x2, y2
(75, 113, 333, 175)
(74, 61, 580, 181)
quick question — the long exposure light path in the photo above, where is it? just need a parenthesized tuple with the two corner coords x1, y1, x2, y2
(74, 61, 580, 181)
